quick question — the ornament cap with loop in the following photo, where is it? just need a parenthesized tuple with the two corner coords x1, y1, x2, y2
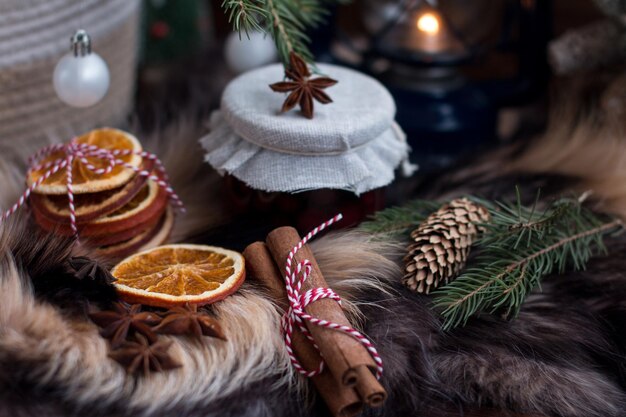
(71, 29, 92, 57)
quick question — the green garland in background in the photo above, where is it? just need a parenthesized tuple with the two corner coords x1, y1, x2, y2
(220, 0, 349, 65)
(142, 0, 209, 64)
(359, 190, 623, 330)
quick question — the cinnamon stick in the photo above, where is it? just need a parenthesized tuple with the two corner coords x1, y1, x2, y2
(243, 242, 363, 417)
(354, 365, 386, 407)
(244, 242, 289, 310)
(265, 227, 387, 405)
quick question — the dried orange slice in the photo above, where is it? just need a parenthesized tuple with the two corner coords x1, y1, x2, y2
(32, 179, 167, 236)
(27, 128, 143, 195)
(111, 244, 246, 307)
(30, 159, 153, 223)
(97, 207, 174, 259)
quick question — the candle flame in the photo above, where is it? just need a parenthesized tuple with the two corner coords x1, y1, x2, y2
(416, 12, 440, 35)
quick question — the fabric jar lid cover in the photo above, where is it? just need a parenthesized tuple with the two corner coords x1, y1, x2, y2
(201, 63, 414, 194)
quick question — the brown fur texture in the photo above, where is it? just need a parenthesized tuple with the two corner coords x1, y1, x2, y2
(435, 75, 626, 217)
(2, 77, 626, 416)
(0, 216, 300, 417)
(0, 216, 405, 417)
(136, 117, 227, 242)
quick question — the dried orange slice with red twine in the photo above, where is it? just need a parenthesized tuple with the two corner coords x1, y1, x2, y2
(112, 244, 246, 307)
(27, 128, 143, 195)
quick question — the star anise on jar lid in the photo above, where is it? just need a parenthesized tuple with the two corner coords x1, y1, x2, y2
(154, 304, 226, 341)
(89, 302, 162, 348)
(109, 334, 180, 376)
(269, 52, 338, 119)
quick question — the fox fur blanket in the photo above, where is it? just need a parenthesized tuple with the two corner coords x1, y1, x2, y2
(1, 81, 626, 417)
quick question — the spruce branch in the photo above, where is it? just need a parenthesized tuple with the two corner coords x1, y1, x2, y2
(221, 0, 349, 66)
(221, 0, 268, 35)
(358, 200, 440, 238)
(264, 0, 317, 64)
(434, 193, 622, 330)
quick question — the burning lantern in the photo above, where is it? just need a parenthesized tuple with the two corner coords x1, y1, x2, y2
(332, 0, 550, 170)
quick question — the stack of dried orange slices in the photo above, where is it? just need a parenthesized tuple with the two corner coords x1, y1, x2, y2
(28, 128, 173, 258)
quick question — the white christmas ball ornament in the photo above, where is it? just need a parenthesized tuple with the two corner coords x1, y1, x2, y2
(53, 30, 110, 108)
(224, 31, 278, 74)
(53, 53, 110, 108)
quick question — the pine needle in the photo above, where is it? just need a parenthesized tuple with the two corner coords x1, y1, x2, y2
(434, 193, 622, 330)
(220, 0, 350, 66)
(356, 189, 621, 329)
(358, 199, 440, 239)
(221, 0, 268, 36)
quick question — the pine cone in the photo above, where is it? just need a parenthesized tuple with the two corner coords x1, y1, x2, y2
(403, 198, 490, 294)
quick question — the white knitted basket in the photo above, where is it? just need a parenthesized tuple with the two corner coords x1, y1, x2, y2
(0, 0, 141, 149)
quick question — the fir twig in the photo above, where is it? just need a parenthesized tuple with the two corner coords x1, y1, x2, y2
(358, 199, 440, 239)
(264, 0, 316, 64)
(221, 0, 349, 66)
(434, 194, 622, 330)
(221, 0, 268, 36)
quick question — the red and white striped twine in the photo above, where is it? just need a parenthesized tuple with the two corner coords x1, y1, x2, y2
(1, 139, 185, 237)
(281, 214, 384, 380)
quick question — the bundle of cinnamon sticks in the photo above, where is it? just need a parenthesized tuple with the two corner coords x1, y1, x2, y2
(243, 226, 387, 417)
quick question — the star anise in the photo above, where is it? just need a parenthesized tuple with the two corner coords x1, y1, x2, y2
(89, 302, 162, 348)
(109, 334, 180, 376)
(68, 256, 116, 285)
(154, 304, 226, 340)
(269, 52, 338, 119)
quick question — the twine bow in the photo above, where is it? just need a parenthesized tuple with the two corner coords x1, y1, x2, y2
(281, 214, 384, 379)
(2, 139, 184, 236)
